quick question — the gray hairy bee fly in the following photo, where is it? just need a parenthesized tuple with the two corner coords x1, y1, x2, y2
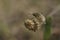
(24, 13, 45, 32)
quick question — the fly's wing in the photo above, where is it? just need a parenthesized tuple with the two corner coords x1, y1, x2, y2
(40, 14, 46, 24)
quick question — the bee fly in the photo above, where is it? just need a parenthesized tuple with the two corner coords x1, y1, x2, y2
(24, 13, 45, 32)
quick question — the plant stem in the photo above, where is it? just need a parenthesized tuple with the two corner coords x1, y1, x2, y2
(43, 16, 52, 40)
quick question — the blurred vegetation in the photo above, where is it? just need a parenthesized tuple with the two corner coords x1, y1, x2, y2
(44, 17, 52, 40)
(0, 21, 10, 40)
(0, 0, 60, 40)
(2, 0, 10, 13)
